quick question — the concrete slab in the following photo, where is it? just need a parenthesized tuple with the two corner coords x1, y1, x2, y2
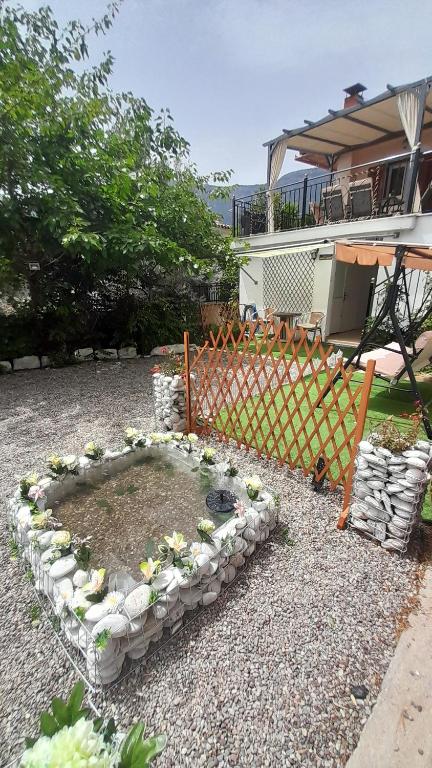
(347, 567, 432, 768)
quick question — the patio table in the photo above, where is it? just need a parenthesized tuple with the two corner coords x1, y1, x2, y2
(274, 311, 302, 339)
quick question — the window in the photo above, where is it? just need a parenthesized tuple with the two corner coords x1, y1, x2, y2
(385, 161, 407, 198)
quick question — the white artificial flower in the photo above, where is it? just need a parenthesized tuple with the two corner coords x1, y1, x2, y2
(17, 506, 32, 528)
(20, 718, 112, 768)
(83, 568, 106, 595)
(189, 542, 202, 559)
(30, 510, 52, 530)
(187, 433, 198, 443)
(173, 432, 183, 441)
(139, 557, 161, 583)
(69, 588, 91, 612)
(197, 518, 215, 534)
(51, 530, 71, 548)
(164, 531, 187, 554)
(244, 475, 263, 492)
(202, 447, 216, 461)
(149, 432, 163, 444)
(62, 454, 78, 471)
(104, 591, 125, 613)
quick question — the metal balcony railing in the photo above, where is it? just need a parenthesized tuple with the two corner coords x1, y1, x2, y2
(232, 151, 431, 238)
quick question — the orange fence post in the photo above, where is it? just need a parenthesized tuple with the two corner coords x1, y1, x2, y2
(337, 359, 376, 529)
(183, 330, 192, 434)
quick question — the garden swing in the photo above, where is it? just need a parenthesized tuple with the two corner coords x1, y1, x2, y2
(324, 240, 432, 439)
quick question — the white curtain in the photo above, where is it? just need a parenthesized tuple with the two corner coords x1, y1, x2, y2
(267, 138, 288, 233)
(398, 89, 421, 149)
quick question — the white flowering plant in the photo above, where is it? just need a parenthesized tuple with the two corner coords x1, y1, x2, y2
(84, 441, 105, 461)
(244, 475, 263, 501)
(21, 681, 166, 767)
(200, 447, 216, 466)
(139, 557, 161, 584)
(19, 472, 39, 500)
(48, 454, 79, 478)
(82, 568, 107, 603)
(197, 518, 215, 544)
(124, 427, 139, 446)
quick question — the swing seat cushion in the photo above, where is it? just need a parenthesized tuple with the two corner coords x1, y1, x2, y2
(356, 331, 432, 380)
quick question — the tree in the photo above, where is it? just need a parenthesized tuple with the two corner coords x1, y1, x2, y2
(0, 3, 240, 353)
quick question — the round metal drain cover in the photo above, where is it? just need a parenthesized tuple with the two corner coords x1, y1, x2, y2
(206, 489, 237, 514)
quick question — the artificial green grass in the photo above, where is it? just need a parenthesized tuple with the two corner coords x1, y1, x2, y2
(216, 367, 432, 520)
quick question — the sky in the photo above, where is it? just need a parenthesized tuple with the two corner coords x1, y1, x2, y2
(17, 0, 432, 184)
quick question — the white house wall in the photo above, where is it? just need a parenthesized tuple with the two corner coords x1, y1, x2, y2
(239, 257, 263, 312)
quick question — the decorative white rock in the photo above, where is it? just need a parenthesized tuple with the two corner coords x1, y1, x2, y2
(91, 614, 129, 639)
(49, 555, 76, 580)
(124, 584, 151, 618)
(95, 348, 118, 361)
(73, 569, 89, 588)
(85, 602, 111, 623)
(74, 348, 94, 362)
(13, 356, 41, 371)
(118, 346, 137, 359)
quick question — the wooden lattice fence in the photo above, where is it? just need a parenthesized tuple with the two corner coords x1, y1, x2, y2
(184, 321, 375, 512)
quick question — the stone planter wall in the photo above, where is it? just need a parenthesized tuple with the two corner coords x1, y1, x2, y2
(153, 373, 187, 432)
(0, 346, 138, 373)
(8, 436, 277, 687)
(348, 438, 432, 553)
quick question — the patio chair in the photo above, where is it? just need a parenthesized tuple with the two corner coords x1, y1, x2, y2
(296, 311, 325, 341)
(355, 331, 432, 383)
(348, 178, 373, 219)
(322, 186, 344, 222)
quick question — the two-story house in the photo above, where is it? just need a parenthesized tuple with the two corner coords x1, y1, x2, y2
(233, 77, 432, 344)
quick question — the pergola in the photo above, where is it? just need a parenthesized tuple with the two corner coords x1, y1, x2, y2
(331, 240, 432, 437)
(264, 77, 432, 229)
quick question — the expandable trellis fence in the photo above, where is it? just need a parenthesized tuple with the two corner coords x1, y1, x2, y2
(184, 321, 376, 511)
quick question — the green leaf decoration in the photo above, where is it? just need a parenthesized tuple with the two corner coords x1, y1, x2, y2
(103, 717, 117, 744)
(140, 734, 167, 763)
(67, 681, 85, 719)
(51, 697, 69, 727)
(120, 723, 146, 766)
(40, 711, 59, 737)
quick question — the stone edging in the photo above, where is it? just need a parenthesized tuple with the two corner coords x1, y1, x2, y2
(0, 346, 138, 373)
(8, 433, 278, 687)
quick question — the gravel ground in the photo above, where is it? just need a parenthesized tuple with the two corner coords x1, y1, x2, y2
(0, 359, 421, 766)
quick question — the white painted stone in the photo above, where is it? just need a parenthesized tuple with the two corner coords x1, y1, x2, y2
(406, 456, 427, 470)
(118, 346, 137, 359)
(0, 361, 12, 373)
(49, 555, 76, 580)
(124, 584, 151, 618)
(152, 569, 174, 591)
(153, 603, 168, 620)
(91, 614, 129, 639)
(13, 356, 40, 371)
(40, 355, 50, 368)
(359, 441, 374, 453)
(95, 348, 118, 361)
(85, 602, 111, 623)
(74, 348, 94, 361)
(202, 591, 218, 606)
(38, 531, 55, 550)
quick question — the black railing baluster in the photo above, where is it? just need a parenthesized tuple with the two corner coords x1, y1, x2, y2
(301, 175, 308, 226)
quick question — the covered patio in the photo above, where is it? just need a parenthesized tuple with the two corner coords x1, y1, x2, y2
(233, 77, 432, 237)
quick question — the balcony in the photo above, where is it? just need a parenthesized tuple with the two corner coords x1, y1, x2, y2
(232, 152, 432, 238)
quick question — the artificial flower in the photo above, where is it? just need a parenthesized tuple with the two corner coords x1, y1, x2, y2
(244, 475, 263, 500)
(124, 427, 139, 445)
(104, 591, 125, 613)
(83, 568, 106, 594)
(27, 485, 46, 503)
(197, 518, 215, 534)
(149, 432, 163, 443)
(63, 454, 78, 471)
(51, 530, 71, 549)
(55, 581, 74, 616)
(84, 441, 104, 460)
(234, 500, 247, 517)
(201, 447, 216, 464)
(173, 432, 183, 441)
(139, 557, 161, 583)
(187, 433, 198, 444)
(161, 434, 173, 443)
(164, 531, 187, 554)
(20, 717, 112, 768)
(189, 542, 202, 559)
(30, 510, 52, 529)
(48, 454, 62, 470)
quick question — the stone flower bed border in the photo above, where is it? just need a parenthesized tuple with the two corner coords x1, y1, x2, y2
(8, 432, 278, 688)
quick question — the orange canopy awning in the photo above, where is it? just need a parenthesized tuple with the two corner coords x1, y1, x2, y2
(335, 241, 432, 271)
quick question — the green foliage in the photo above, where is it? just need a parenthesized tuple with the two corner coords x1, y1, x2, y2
(25, 682, 166, 764)
(25, 681, 89, 748)
(0, 4, 241, 358)
(95, 628, 111, 650)
(29, 603, 42, 625)
(281, 528, 295, 547)
(9, 537, 19, 559)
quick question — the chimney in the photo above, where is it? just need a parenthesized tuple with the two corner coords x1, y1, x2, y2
(343, 83, 367, 109)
